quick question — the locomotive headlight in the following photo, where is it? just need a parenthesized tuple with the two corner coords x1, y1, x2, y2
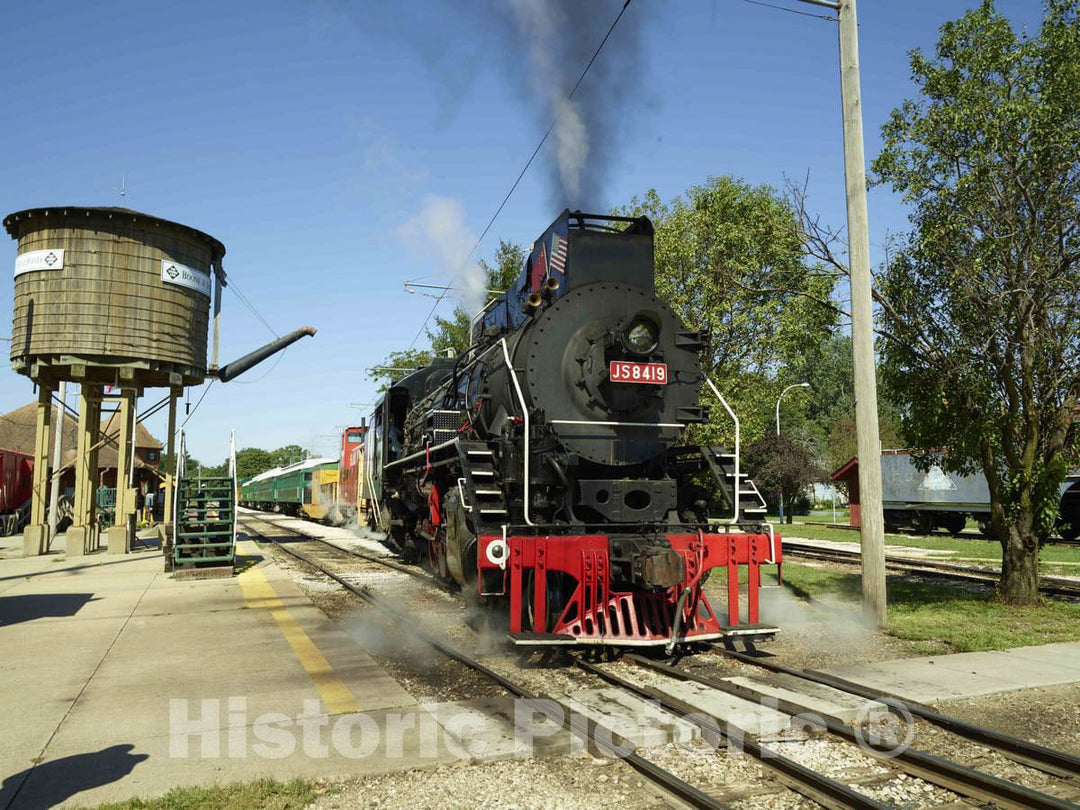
(624, 318, 659, 355)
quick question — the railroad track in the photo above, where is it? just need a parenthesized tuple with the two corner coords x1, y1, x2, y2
(238, 513, 732, 808)
(240, 514, 887, 807)
(782, 539, 1080, 598)
(643, 650, 1080, 809)
(709, 646, 1080, 778)
(238, 512, 1080, 809)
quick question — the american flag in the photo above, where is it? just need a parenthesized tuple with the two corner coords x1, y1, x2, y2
(530, 243, 548, 292)
(550, 232, 567, 274)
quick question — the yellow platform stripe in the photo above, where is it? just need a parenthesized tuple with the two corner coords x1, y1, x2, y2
(236, 547, 361, 715)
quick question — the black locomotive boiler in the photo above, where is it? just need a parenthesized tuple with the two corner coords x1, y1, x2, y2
(362, 211, 780, 648)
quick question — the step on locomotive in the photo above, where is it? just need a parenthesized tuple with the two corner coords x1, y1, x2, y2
(359, 211, 781, 649)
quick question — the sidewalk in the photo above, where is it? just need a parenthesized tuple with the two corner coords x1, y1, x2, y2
(0, 536, 458, 808)
(823, 642, 1080, 703)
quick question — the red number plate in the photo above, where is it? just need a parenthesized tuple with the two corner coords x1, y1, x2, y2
(609, 361, 668, 385)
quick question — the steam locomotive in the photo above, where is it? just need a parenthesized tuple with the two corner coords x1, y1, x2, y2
(362, 211, 781, 648)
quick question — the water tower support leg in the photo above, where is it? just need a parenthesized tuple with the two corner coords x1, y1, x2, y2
(23, 384, 53, 557)
(68, 385, 102, 557)
(88, 392, 101, 552)
(107, 388, 136, 555)
(158, 387, 179, 555)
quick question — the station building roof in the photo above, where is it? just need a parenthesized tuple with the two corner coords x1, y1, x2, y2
(0, 401, 163, 470)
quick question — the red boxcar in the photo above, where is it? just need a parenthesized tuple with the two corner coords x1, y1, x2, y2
(0, 448, 33, 536)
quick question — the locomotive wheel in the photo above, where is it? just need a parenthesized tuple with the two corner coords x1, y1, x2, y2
(525, 570, 575, 634)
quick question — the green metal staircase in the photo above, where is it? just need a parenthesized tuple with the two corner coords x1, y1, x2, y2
(171, 430, 237, 574)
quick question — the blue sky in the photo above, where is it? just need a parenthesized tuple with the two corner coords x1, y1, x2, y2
(0, 0, 1041, 463)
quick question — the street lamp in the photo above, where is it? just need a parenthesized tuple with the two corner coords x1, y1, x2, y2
(776, 382, 811, 524)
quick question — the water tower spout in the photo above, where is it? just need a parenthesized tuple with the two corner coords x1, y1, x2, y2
(216, 326, 316, 382)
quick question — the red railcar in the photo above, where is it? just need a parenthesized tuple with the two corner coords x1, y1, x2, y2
(336, 425, 368, 522)
(0, 448, 33, 536)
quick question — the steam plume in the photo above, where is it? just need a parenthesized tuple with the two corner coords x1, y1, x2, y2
(398, 195, 487, 314)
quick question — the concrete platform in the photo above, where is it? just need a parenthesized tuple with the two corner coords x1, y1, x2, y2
(0, 536, 477, 808)
(425, 696, 575, 761)
(821, 642, 1080, 704)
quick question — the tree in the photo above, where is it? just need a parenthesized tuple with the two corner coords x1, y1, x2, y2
(367, 240, 525, 391)
(619, 178, 839, 448)
(234, 447, 276, 482)
(871, 1, 1080, 603)
(744, 432, 826, 523)
(827, 415, 901, 476)
(271, 444, 306, 468)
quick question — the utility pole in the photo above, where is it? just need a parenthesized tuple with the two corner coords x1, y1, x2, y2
(800, 0, 886, 625)
(837, 0, 886, 625)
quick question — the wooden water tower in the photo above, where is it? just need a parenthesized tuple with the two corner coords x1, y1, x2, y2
(6, 206, 225, 559)
(7, 206, 314, 558)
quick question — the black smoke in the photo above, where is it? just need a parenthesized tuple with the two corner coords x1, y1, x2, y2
(493, 0, 650, 210)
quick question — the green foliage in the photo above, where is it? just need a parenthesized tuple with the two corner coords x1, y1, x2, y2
(827, 413, 901, 475)
(871, 0, 1080, 601)
(744, 432, 827, 521)
(480, 239, 527, 292)
(234, 447, 278, 482)
(270, 444, 306, 468)
(618, 177, 839, 449)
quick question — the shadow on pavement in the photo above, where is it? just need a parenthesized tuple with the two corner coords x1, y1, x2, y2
(0, 594, 96, 627)
(0, 744, 149, 809)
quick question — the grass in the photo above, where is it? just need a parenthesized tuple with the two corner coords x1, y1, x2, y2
(94, 778, 320, 810)
(779, 561, 1080, 652)
(801, 508, 851, 524)
(778, 521, 1080, 567)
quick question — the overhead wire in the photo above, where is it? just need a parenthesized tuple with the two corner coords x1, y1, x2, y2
(227, 278, 279, 339)
(403, 0, 634, 353)
(181, 380, 217, 429)
(742, 0, 837, 22)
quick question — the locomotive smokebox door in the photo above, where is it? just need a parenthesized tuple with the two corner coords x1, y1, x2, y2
(522, 282, 701, 467)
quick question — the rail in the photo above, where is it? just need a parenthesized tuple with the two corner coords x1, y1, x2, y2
(713, 646, 1080, 778)
(243, 520, 722, 808)
(171, 429, 185, 546)
(632, 653, 1077, 809)
(782, 540, 1080, 597)
(550, 419, 684, 428)
(229, 429, 237, 553)
(574, 656, 883, 809)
